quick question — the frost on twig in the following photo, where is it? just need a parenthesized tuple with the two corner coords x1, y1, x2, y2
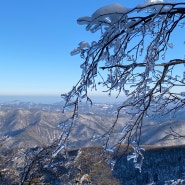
(61, 2, 185, 170)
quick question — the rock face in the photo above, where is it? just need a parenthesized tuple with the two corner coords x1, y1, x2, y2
(113, 145, 185, 184)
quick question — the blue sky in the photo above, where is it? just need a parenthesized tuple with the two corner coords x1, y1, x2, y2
(0, 0, 183, 97)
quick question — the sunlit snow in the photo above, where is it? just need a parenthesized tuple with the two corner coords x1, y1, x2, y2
(77, 3, 130, 30)
(147, 0, 163, 3)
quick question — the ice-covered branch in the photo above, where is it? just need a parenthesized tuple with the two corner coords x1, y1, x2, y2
(62, 2, 185, 171)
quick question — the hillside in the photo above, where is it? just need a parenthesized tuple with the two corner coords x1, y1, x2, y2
(0, 102, 185, 148)
(114, 145, 185, 184)
(1, 145, 185, 184)
(0, 102, 185, 184)
(0, 109, 62, 148)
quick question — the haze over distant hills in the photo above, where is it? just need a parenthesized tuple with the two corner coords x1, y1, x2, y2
(0, 95, 125, 104)
(0, 100, 185, 149)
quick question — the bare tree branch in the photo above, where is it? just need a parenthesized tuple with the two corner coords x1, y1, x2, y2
(61, 1, 185, 171)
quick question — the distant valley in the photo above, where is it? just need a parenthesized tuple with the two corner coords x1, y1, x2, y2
(0, 100, 185, 149)
(0, 101, 185, 184)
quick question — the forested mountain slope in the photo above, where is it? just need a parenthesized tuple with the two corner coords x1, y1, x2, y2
(0, 106, 185, 148)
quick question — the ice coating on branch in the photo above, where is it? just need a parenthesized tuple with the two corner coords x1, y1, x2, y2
(138, 0, 165, 10)
(52, 144, 65, 157)
(147, 0, 163, 3)
(68, 0, 185, 172)
(70, 41, 90, 56)
(127, 141, 145, 172)
(77, 3, 129, 32)
(146, 0, 167, 13)
(91, 3, 129, 18)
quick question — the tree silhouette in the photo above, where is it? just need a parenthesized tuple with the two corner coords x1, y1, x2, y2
(61, 1, 185, 170)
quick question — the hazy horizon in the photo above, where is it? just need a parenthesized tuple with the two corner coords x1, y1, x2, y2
(0, 95, 125, 104)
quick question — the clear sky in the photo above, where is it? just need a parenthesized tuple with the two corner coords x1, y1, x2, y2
(0, 0, 183, 97)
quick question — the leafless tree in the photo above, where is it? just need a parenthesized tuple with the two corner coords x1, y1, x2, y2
(59, 1, 185, 170)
